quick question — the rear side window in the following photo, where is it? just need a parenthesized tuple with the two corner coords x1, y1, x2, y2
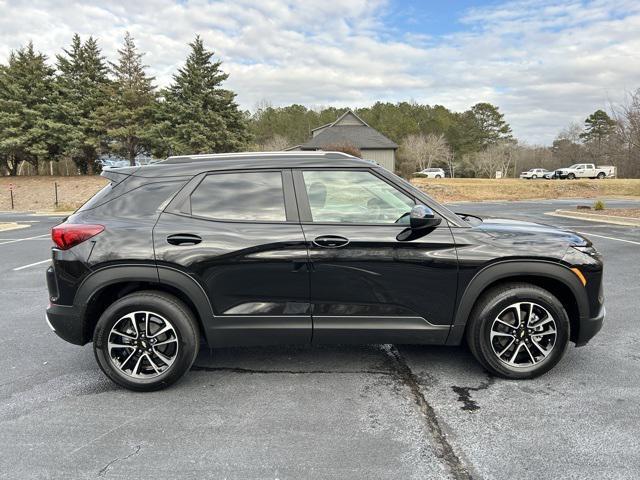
(191, 172, 286, 222)
(76, 183, 113, 212)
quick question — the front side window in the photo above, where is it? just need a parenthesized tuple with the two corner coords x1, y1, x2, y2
(302, 170, 414, 224)
(191, 171, 286, 221)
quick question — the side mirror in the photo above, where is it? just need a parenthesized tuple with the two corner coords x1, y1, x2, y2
(410, 204, 441, 230)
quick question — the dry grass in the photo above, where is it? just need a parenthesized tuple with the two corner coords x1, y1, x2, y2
(0, 175, 639, 212)
(411, 178, 640, 203)
(0, 176, 108, 212)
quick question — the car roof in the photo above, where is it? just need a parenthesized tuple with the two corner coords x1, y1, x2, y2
(111, 151, 374, 178)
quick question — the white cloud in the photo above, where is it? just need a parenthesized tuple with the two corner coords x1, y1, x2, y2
(1, 0, 639, 144)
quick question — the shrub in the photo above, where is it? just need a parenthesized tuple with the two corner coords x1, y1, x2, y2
(322, 143, 362, 158)
(594, 200, 605, 211)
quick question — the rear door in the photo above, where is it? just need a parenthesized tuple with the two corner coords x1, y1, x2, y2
(293, 168, 458, 345)
(154, 169, 311, 347)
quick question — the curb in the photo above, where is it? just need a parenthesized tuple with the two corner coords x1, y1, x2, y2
(546, 210, 640, 226)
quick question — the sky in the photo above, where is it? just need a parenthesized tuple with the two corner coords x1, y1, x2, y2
(1, 0, 639, 144)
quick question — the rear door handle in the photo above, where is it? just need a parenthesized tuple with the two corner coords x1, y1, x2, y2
(167, 234, 202, 246)
(312, 235, 349, 248)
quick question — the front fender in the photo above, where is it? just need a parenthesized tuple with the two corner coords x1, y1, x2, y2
(445, 260, 589, 345)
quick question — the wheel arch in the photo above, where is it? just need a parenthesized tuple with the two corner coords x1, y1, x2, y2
(446, 261, 589, 345)
(75, 264, 213, 345)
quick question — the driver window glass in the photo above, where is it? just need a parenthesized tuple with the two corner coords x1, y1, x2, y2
(302, 170, 415, 224)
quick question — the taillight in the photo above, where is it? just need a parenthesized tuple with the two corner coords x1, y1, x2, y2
(51, 224, 104, 250)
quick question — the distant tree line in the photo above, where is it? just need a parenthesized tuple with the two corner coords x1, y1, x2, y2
(0, 33, 249, 175)
(250, 101, 640, 178)
(1, 33, 638, 177)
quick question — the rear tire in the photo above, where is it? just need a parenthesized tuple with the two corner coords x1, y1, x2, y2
(597, 172, 605, 179)
(466, 283, 570, 379)
(93, 291, 200, 391)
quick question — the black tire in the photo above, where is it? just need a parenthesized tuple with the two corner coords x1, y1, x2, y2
(597, 172, 605, 179)
(435, 174, 442, 178)
(532, 174, 537, 179)
(93, 291, 200, 391)
(465, 283, 570, 379)
(567, 173, 576, 180)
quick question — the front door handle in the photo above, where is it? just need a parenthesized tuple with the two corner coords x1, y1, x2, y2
(313, 235, 349, 248)
(167, 234, 202, 246)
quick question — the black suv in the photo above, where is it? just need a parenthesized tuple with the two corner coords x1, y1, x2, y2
(45, 152, 605, 391)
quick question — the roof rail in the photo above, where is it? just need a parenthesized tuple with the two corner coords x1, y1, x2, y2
(159, 151, 355, 164)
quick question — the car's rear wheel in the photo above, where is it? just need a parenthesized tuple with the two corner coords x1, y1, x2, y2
(597, 172, 605, 179)
(93, 291, 200, 391)
(466, 283, 570, 379)
(435, 174, 442, 178)
(532, 174, 537, 179)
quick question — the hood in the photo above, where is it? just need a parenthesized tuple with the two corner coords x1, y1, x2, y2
(472, 217, 590, 247)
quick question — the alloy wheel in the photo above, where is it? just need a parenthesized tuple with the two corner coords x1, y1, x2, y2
(490, 302, 557, 368)
(107, 311, 179, 378)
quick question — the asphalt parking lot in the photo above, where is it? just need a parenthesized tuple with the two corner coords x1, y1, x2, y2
(1, 198, 639, 480)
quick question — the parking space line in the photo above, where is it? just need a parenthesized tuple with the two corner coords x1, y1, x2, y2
(0, 233, 49, 246)
(578, 232, 640, 245)
(12, 259, 51, 271)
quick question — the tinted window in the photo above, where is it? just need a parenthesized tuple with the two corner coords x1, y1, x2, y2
(191, 172, 286, 221)
(303, 170, 414, 224)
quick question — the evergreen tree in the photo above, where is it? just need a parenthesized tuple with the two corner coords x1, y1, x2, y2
(469, 102, 513, 147)
(155, 36, 249, 155)
(0, 42, 69, 175)
(94, 32, 157, 165)
(580, 109, 616, 145)
(56, 34, 110, 173)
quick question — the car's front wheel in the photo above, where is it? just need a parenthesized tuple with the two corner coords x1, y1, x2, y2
(93, 291, 200, 391)
(466, 283, 570, 379)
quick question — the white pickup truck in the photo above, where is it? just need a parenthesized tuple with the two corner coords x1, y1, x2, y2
(553, 163, 616, 179)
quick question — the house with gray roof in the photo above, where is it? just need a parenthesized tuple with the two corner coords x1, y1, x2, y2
(294, 110, 398, 171)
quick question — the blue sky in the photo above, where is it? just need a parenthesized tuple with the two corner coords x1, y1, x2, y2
(1, 0, 639, 144)
(386, 0, 496, 36)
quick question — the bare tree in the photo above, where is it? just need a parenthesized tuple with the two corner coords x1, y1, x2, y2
(400, 133, 452, 172)
(260, 134, 291, 151)
(610, 89, 640, 178)
(465, 142, 516, 178)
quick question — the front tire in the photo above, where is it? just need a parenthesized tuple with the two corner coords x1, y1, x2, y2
(93, 291, 200, 391)
(567, 173, 576, 180)
(466, 283, 570, 379)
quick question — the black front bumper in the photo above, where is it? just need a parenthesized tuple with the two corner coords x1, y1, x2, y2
(575, 303, 605, 347)
(45, 303, 85, 345)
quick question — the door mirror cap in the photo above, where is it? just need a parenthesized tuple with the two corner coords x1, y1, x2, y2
(410, 205, 441, 230)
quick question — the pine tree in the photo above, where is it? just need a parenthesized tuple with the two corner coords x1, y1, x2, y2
(470, 103, 513, 148)
(0, 42, 69, 175)
(56, 34, 110, 173)
(94, 32, 157, 165)
(154, 36, 249, 156)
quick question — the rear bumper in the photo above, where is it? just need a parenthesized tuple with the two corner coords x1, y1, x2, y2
(46, 304, 84, 345)
(575, 304, 605, 347)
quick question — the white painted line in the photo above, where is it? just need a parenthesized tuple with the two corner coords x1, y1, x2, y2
(12, 259, 51, 271)
(0, 233, 49, 246)
(578, 232, 640, 246)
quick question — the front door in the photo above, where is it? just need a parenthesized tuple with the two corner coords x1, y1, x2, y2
(154, 169, 311, 347)
(293, 168, 458, 345)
